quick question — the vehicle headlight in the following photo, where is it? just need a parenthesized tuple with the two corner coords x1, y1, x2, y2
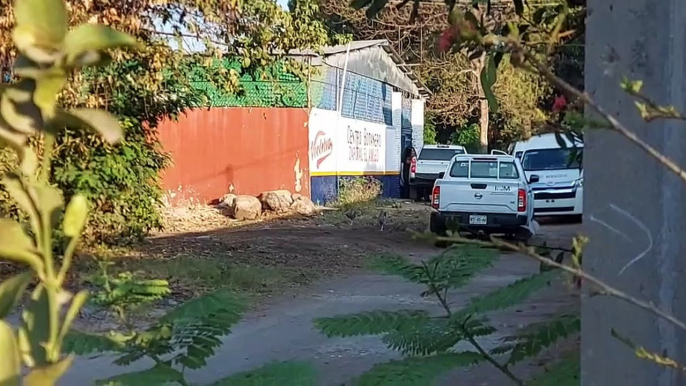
(575, 177, 584, 187)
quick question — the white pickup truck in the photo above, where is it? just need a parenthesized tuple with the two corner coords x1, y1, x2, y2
(429, 154, 540, 243)
(410, 144, 467, 200)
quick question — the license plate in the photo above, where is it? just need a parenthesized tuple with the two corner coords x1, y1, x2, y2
(469, 215, 487, 225)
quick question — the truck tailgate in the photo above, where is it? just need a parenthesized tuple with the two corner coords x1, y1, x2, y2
(438, 179, 520, 213)
(416, 160, 449, 178)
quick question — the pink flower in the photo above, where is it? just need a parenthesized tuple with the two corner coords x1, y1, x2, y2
(552, 95, 567, 113)
(438, 27, 457, 53)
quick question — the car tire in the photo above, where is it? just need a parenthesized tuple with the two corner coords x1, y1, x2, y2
(430, 212, 448, 247)
(430, 212, 446, 234)
(514, 228, 533, 242)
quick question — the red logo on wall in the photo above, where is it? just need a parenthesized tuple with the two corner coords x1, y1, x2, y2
(311, 130, 333, 168)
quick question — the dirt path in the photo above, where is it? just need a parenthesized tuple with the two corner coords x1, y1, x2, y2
(59, 204, 581, 385)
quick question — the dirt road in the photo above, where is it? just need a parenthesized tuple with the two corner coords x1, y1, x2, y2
(60, 203, 580, 385)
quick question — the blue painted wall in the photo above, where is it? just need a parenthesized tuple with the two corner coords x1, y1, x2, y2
(310, 174, 401, 207)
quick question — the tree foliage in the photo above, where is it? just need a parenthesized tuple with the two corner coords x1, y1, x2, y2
(0, 0, 143, 383)
(66, 269, 317, 385)
(0, 0, 336, 242)
(496, 314, 580, 365)
(319, 0, 551, 147)
(64, 288, 248, 383)
(315, 247, 575, 385)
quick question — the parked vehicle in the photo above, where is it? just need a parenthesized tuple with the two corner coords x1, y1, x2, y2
(508, 133, 583, 220)
(410, 144, 467, 200)
(429, 154, 539, 245)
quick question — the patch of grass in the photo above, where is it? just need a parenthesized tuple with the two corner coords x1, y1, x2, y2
(119, 255, 308, 297)
(77, 247, 313, 301)
(212, 361, 316, 386)
(319, 200, 429, 232)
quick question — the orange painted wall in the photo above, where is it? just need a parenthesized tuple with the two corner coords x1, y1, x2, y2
(158, 107, 310, 205)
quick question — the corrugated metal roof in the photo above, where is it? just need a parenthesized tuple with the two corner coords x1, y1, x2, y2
(321, 39, 389, 55)
(289, 39, 430, 98)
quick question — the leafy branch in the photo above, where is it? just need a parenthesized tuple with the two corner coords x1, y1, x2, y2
(0, 0, 137, 383)
(425, 258, 527, 386)
(611, 329, 686, 373)
(315, 247, 569, 385)
(446, 234, 686, 333)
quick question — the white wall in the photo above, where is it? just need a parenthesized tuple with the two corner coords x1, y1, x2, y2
(308, 108, 387, 175)
(389, 92, 403, 173)
(411, 98, 425, 152)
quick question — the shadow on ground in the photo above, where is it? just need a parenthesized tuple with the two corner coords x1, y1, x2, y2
(60, 209, 582, 385)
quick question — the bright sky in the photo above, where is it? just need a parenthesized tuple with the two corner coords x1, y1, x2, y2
(155, 0, 289, 52)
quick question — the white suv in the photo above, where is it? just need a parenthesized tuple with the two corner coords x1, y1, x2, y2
(429, 154, 539, 242)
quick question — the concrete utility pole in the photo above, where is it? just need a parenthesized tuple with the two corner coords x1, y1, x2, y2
(583, 0, 686, 385)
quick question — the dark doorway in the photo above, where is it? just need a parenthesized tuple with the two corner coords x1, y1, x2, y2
(400, 146, 416, 198)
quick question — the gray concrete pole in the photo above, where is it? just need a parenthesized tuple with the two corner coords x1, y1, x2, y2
(582, 0, 686, 385)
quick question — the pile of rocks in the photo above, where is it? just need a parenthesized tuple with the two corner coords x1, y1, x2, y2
(218, 190, 317, 221)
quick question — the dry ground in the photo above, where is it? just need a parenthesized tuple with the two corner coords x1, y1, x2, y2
(68, 200, 434, 330)
(54, 199, 583, 385)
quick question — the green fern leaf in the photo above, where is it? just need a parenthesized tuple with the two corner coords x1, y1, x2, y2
(489, 343, 515, 356)
(171, 313, 241, 369)
(426, 246, 499, 289)
(506, 315, 580, 365)
(526, 353, 580, 386)
(95, 363, 184, 386)
(355, 352, 483, 386)
(381, 317, 494, 356)
(113, 350, 147, 366)
(88, 272, 171, 311)
(382, 318, 462, 356)
(454, 271, 559, 321)
(159, 288, 245, 323)
(463, 317, 497, 337)
(112, 328, 176, 366)
(366, 254, 427, 283)
(369, 246, 498, 290)
(211, 361, 316, 386)
(157, 290, 245, 370)
(315, 310, 430, 338)
(61, 330, 128, 356)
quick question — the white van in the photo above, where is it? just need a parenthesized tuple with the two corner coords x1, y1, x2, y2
(508, 133, 583, 220)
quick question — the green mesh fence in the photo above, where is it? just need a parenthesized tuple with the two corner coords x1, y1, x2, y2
(189, 59, 308, 108)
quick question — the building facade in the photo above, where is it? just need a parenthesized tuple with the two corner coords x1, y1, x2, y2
(304, 40, 428, 205)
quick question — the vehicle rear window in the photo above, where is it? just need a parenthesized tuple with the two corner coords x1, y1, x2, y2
(418, 148, 465, 161)
(449, 160, 519, 179)
(498, 162, 519, 179)
(470, 161, 499, 179)
(521, 148, 582, 171)
(450, 161, 469, 177)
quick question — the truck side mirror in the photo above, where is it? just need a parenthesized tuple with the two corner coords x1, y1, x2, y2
(438, 172, 445, 179)
(529, 175, 540, 184)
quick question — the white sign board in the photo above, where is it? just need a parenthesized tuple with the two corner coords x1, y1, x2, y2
(411, 98, 425, 153)
(309, 108, 387, 175)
